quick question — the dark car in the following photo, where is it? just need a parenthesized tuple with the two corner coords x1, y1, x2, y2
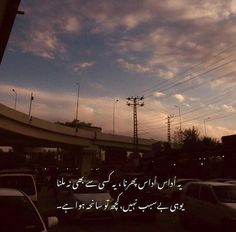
(112, 173, 160, 221)
(0, 188, 58, 232)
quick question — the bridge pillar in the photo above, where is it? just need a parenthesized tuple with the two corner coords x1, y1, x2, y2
(102, 147, 129, 171)
(80, 146, 99, 177)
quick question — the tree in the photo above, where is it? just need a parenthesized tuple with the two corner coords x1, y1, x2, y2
(172, 127, 221, 151)
(55, 119, 92, 128)
(200, 136, 221, 150)
(180, 126, 200, 150)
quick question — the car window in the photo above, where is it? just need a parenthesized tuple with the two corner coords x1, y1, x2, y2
(213, 186, 236, 203)
(185, 184, 200, 199)
(200, 186, 217, 203)
(0, 176, 35, 195)
(0, 196, 44, 231)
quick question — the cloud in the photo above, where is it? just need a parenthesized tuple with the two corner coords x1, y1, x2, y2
(189, 97, 200, 101)
(11, 1, 83, 59)
(209, 104, 220, 111)
(173, 94, 185, 102)
(117, 58, 152, 74)
(223, 104, 235, 113)
(158, 69, 175, 79)
(154, 92, 165, 97)
(88, 82, 105, 91)
(72, 62, 95, 73)
(65, 17, 81, 33)
(17, 30, 66, 59)
(1, 83, 236, 140)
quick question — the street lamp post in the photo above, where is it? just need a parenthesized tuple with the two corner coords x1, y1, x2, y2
(113, 99, 119, 135)
(12, 89, 17, 110)
(75, 83, 80, 132)
(175, 105, 182, 131)
(204, 117, 211, 136)
(28, 92, 34, 120)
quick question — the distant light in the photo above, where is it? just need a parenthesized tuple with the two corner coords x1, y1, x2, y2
(199, 158, 201, 160)
(222, 155, 225, 158)
(173, 163, 176, 166)
(200, 162, 204, 166)
(203, 158, 206, 160)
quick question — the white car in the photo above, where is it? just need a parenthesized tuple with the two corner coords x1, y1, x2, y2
(0, 173, 38, 202)
(160, 178, 200, 203)
(0, 188, 58, 232)
(57, 179, 116, 221)
(180, 181, 236, 231)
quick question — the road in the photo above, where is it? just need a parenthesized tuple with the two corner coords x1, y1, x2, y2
(38, 186, 188, 232)
(50, 213, 188, 232)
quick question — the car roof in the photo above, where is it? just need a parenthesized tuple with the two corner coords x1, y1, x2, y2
(0, 188, 25, 196)
(0, 173, 34, 177)
(0, 168, 32, 173)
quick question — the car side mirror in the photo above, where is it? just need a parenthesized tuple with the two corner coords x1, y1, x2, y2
(47, 216, 58, 228)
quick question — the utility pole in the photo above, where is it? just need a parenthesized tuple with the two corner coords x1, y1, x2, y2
(126, 96, 144, 155)
(204, 117, 211, 137)
(75, 83, 80, 132)
(167, 114, 174, 145)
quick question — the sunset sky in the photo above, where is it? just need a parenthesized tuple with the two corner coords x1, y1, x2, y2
(1, 0, 236, 141)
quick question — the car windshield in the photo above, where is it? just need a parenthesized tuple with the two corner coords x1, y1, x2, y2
(0, 196, 44, 232)
(213, 186, 236, 203)
(0, 176, 35, 195)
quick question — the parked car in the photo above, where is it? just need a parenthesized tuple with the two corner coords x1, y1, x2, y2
(57, 179, 116, 221)
(226, 180, 236, 185)
(180, 181, 236, 231)
(160, 178, 200, 203)
(115, 172, 160, 221)
(209, 178, 235, 182)
(0, 188, 58, 232)
(0, 173, 38, 203)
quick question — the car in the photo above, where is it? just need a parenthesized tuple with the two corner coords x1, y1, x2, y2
(160, 178, 200, 203)
(0, 188, 58, 232)
(114, 172, 160, 221)
(226, 180, 236, 185)
(209, 178, 235, 182)
(0, 173, 38, 203)
(180, 181, 236, 231)
(56, 179, 116, 221)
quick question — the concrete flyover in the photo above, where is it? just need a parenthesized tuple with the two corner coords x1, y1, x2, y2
(0, 103, 155, 152)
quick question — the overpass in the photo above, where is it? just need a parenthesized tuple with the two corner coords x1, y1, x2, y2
(0, 103, 156, 174)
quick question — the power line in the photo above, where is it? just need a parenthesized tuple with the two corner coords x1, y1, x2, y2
(134, 43, 236, 97)
(144, 56, 236, 98)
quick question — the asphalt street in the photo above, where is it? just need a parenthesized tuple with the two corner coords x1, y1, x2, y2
(38, 186, 188, 232)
